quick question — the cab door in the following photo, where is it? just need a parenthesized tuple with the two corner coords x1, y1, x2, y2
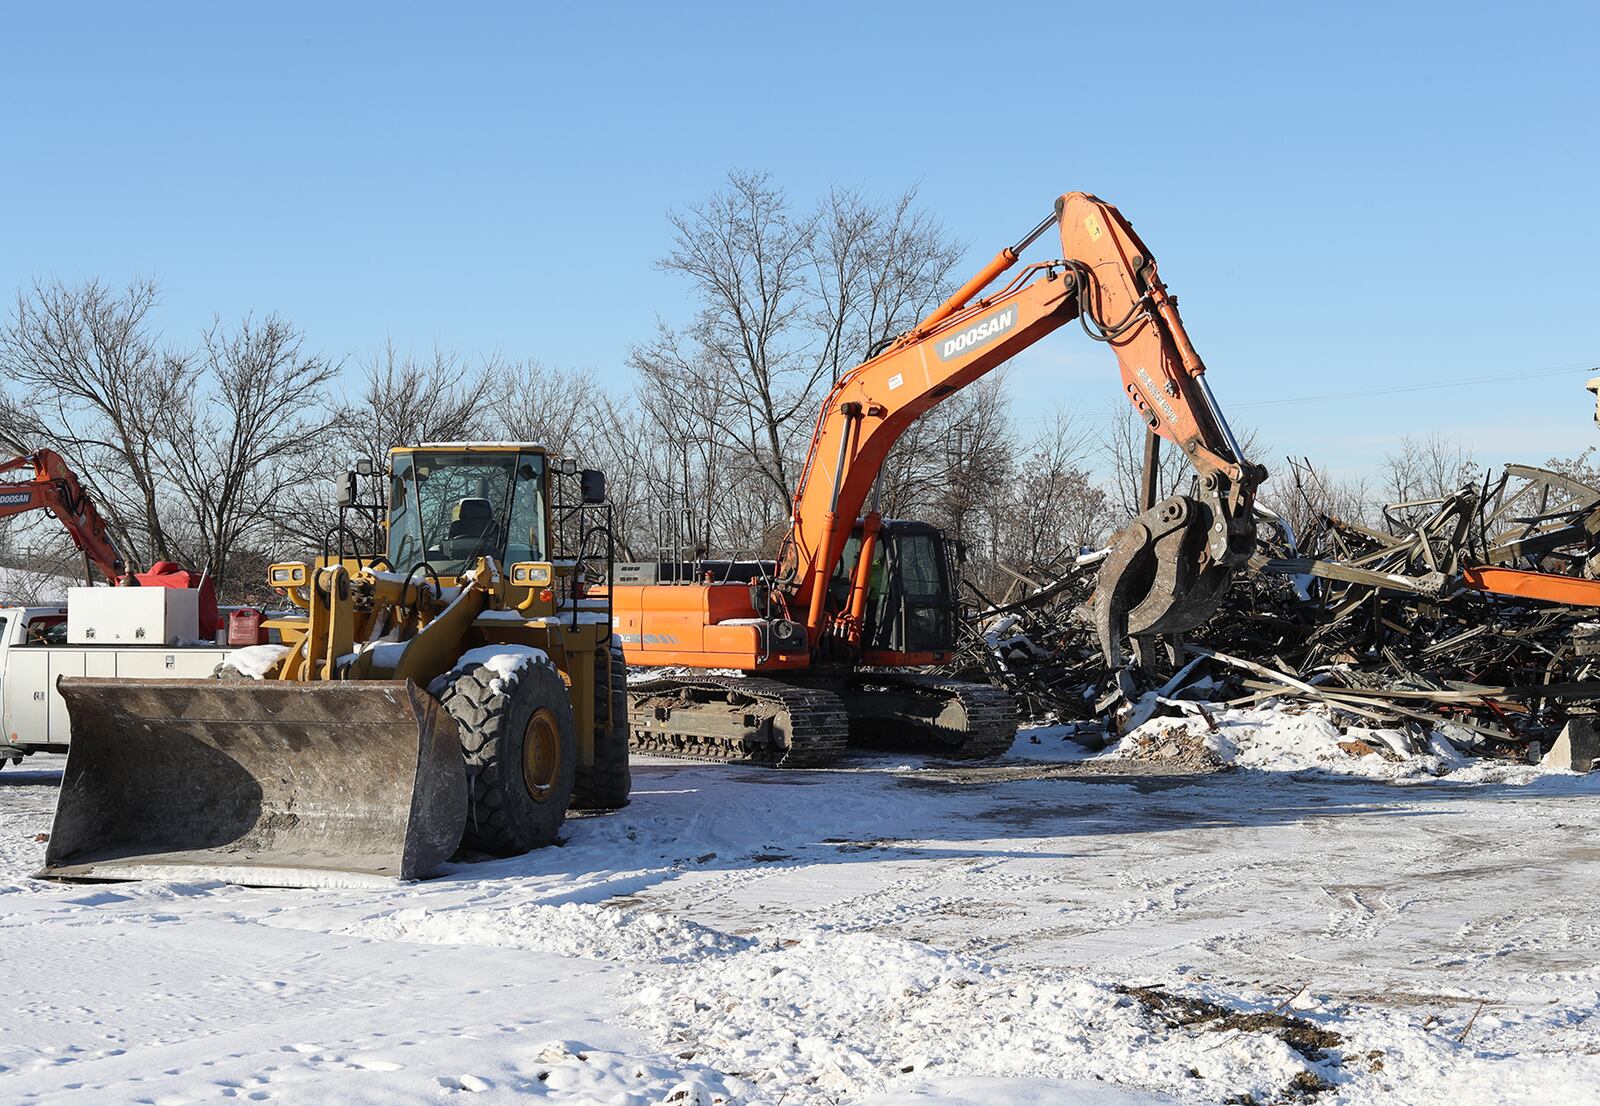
(862, 524, 958, 661)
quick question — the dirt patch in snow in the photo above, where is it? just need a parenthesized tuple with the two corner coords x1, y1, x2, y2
(1337, 738, 1402, 762)
(1121, 985, 1346, 1102)
(1122, 985, 1343, 1058)
(1118, 725, 1229, 770)
(896, 758, 1223, 791)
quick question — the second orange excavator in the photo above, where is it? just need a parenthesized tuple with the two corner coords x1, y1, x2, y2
(0, 449, 125, 584)
(611, 191, 1266, 766)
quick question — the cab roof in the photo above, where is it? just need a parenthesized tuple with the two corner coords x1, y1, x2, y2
(393, 442, 549, 454)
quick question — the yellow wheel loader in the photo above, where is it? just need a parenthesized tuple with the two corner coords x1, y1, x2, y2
(40, 443, 628, 886)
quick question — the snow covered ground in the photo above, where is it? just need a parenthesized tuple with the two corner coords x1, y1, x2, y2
(2, 705, 1599, 1104)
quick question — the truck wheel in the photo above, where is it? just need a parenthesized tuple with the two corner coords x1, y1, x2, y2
(571, 637, 632, 810)
(436, 654, 577, 855)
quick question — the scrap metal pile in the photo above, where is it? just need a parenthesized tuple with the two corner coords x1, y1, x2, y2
(948, 463, 1600, 757)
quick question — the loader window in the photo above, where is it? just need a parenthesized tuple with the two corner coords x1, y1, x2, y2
(386, 451, 547, 577)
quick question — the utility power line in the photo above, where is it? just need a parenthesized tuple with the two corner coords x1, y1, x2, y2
(1007, 360, 1597, 423)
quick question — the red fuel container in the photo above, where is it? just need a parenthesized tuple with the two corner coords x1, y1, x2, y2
(228, 607, 266, 646)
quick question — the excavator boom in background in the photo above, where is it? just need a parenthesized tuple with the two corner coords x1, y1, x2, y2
(0, 450, 125, 583)
(614, 192, 1265, 766)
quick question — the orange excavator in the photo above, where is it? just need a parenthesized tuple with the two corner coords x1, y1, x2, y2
(612, 191, 1266, 765)
(0, 449, 125, 584)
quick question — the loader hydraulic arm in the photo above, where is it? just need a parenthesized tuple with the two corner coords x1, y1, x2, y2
(0, 449, 126, 584)
(777, 192, 1264, 662)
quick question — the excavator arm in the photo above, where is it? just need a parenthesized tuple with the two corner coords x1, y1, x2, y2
(777, 192, 1264, 664)
(0, 450, 126, 584)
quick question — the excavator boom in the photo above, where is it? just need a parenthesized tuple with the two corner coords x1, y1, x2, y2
(0, 449, 125, 582)
(779, 192, 1262, 660)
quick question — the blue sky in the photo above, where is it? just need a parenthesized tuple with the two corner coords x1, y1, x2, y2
(3, 2, 1598, 480)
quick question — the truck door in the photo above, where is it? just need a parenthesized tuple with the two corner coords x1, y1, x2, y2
(4, 647, 48, 746)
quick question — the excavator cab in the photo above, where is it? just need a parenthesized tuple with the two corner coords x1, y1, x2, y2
(833, 521, 958, 661)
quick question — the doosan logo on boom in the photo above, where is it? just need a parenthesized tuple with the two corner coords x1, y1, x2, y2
(938, 306, 1016, 360)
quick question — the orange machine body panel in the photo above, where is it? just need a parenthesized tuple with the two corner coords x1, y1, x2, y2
(1462, 566, 1600, 608)
(609, 581, 810, 670)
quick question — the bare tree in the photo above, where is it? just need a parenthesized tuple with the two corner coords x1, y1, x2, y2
(570, 395, 658, 560)
(1260, 457, 1374, 544)
(0, 555, 77, 606)
(1381, 432, 1478, 507)
(340, 342, 493, 472)
(878, 373, 1013, 537)
(1103, 404, 1191, 518)
(0, 511, 81, 598)
(633, 172, 968, 556)
(810, 185, 964, 384)
(488, 357, 601, 460)
(1103, 404, 1266, 522)
(157, 315, 338, 590)
(1537, 446, 1600, 491)
(990, 408, 1112, 573)
(0, 277, 195, 565)
(630, 335, 747, 557)
(634, 170, 820, 510)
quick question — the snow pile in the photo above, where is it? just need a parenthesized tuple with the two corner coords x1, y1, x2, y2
(632, 664, 749, 682)
(342, 900, 752, 964)
(489, 1040, 755, 1105)
(220, 642, 290, 678)
(426, 644, 549, 696)
(1108, 702, 1525, 781)
(858, 1076, 1175, 1105)
(628, 929, 1338, 1105)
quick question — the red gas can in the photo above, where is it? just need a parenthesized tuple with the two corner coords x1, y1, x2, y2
(228, 608, 266, 647)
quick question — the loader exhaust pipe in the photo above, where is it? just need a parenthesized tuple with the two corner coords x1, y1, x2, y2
(39, 678, 467, 887)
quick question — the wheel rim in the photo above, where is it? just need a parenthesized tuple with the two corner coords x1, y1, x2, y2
(522, 708, 562, 802)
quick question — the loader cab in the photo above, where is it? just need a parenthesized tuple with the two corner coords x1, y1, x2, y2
(832, 520, 958, 660)
(386, 446, 548, 578)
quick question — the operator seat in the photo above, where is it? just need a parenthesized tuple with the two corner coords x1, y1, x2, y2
(446, 497, 500, 558)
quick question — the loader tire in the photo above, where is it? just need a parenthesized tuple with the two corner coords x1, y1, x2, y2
(437, 655, 577, 855)
(571, 637, 631, 810)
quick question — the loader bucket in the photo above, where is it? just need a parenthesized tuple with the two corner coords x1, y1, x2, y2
(39, 678, 467, 887)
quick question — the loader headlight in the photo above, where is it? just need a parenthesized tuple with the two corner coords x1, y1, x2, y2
(511, 561, 554, 587)
(269, 563, 308, 587)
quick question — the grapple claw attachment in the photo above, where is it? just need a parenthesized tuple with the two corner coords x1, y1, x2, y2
(1089, 494, 1237, 667)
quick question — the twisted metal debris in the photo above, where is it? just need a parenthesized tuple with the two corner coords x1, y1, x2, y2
(948, 464, 1600, 758)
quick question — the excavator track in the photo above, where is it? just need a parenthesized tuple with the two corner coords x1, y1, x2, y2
(839, 673, 1018, 760)
(627, 676, 850, 768)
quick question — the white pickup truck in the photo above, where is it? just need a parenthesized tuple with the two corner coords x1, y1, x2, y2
(0, 596, 235, 764)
